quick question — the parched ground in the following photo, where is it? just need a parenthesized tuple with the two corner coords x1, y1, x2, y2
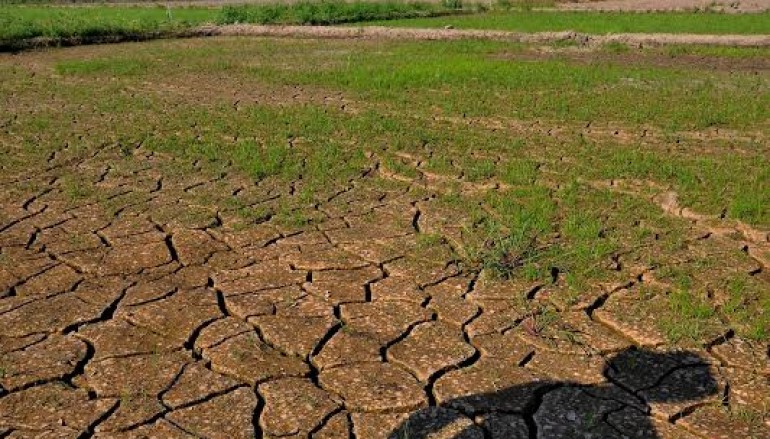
(1, 37, 769, 438)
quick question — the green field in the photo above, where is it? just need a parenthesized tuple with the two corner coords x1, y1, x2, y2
(0, 6, 215, 45)
(0, 1, 462, 49)
(3, 4, 770, 51)
(367, 10, 770, 34)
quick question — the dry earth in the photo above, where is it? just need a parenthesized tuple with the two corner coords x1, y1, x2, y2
(1, 35, 770, 439)
(1, 128, 769, 438)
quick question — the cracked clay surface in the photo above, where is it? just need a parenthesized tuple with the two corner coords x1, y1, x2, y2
(1, 143, 768, 439)
(1, 69, 769, 439)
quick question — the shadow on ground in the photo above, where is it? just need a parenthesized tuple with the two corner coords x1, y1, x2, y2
(389, 348, 719, 439)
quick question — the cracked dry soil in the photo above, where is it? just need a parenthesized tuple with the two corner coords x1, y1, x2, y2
(1, 140, 768, 439)
(1, 38, 770, 438)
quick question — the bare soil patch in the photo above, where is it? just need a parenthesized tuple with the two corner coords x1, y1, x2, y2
(8, 24, 770, 52)
(203, 24, 770, 47)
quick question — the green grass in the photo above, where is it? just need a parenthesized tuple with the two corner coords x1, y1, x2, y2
(0, 1, 465, 50)
(658, 289, 718, 343)
(272, 39, 770, 131)
(5, 4, 770, 52)
(366, 10, 770, 35)
(217, 1, 461, 26)
(0, 5, 214, 48)
(577, 143, 770, 226)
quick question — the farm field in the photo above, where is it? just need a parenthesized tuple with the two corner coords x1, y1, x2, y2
(0, 1, 463, 50)
(558, 0, 770, 13)
(4, 3, 770, 51)
(1, 7, 770, 439)
(368, 10, 770, 34)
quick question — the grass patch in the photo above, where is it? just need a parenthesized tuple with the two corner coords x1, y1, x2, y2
(0, 1, 467, 50)
(577, 142, 770, 225)
(499, 158, 539, 186)
(659, 289, 718, 343)
(722, 275, 770, 342)
(462, 157, 496, 182)
(0, 5, 214, 48)
(461, 186, 556, 279)
(271, 39, 770, 132)
(218, 1, 463, 26)
(366, 10, 770, 35)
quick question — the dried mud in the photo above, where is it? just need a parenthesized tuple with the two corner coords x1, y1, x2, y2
(1, 35, 769, 439)
(1, 131, 768, 438)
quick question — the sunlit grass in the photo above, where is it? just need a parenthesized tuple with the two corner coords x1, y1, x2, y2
(366, 10, 770, 34)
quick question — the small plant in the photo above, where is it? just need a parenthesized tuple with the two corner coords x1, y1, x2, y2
(61, 177, 95, 202)
(658, 289, 719, 344)
(340, 322, 355, 334)
(273, 206, 323, 229)
(603, 41, 631, 54)
(725, 403, 770, 438)
(582, 411, 600, 429)
(119, 389, 134, 406)
(521, 306, 559, 336)
(416, 233, 446, 249)
(118, 142, 133, 157)
(235, 140, 292, 181)
(463, 158, 496, 182)
(397, 420, 412, 439)
(423, 155, 455, 175)
(382, 155, 419, 179)
(500, 159, 538, 186)
(478, 229, 540, 279)
(67, 233, 88, 247)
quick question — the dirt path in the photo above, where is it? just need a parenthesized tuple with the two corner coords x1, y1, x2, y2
(10, 24, 770, 52)
(204, 25, 770, 46)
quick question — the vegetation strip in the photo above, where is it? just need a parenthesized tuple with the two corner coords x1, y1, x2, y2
(366, 10, 770, 35)
(3, 4, 770, 51)
(0, 1, 466, 51)
(217, 1, 466, 26)
(5, 24, 770, 51)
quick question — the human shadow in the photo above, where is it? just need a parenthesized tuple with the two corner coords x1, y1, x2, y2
(389, 348, 719, 439)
